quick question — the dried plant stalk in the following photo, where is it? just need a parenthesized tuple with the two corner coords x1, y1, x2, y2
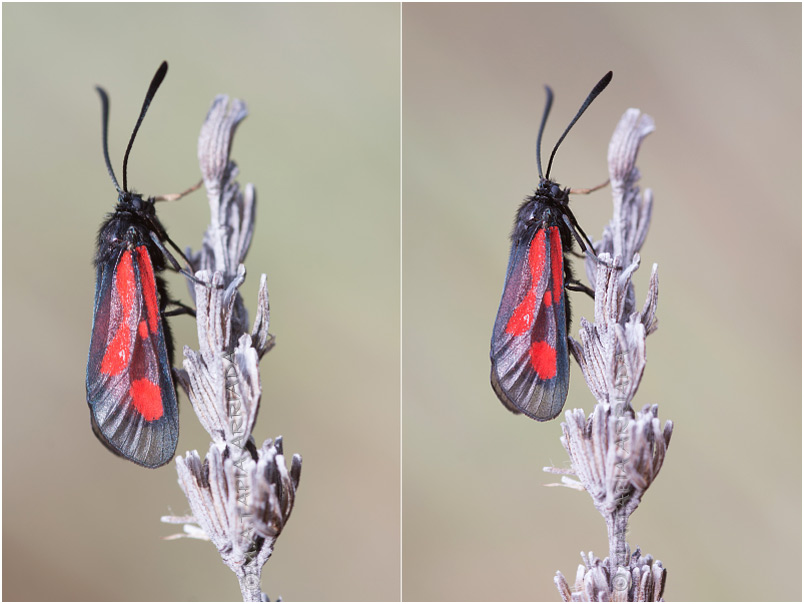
(544, 109, 670, 601)
(161, 95, 301, 602)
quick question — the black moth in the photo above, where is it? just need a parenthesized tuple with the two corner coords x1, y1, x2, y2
(86, 61, 196, 468)
(490, 71, 612, 421)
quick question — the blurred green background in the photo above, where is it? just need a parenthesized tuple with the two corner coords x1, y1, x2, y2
(402, 3, 801, 602)
(3, 3, 399, 601)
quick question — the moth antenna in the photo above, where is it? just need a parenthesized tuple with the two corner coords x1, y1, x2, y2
(545, 71, 612, 181)
(535, 85, 554, 180)
(122, 61, 168, 193)
(95, 86, 122, 195)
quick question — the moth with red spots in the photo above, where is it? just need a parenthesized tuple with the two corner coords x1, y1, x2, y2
(490, 72, 612, 421)
(87, 61, 196, 467)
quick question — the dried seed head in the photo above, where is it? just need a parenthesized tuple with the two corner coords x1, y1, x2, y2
(161, 95, 300, 602)
(545, 109, 670, 599)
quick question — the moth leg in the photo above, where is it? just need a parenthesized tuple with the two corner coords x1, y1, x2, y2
(569, 179, 609, 195)
(561, 211, 614, 269)
(566, 279, 595, 299)
(163, 300, 196, 318)
(561, 212, 596, 257)
(148, 231, 215, 288)
(151, 181, 205, 276)
(154, 179, 203, 202)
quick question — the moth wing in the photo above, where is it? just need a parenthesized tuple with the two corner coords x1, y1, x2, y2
(490, 226, 569, 420)
(86, 246, 178, 467)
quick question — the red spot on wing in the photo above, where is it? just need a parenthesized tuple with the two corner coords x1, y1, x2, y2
(130, 378, 164, 421)
(136, 246, 159, 335)
(505, 289, 536, 335)
(128, 246, 166, 422)
(529, 340, 557, 379)
(100, 251, 136, 376)
(528, 227, 548, 286)
(504, 226, 565, 379)
(527, 227, 564, 379)
(101, 324, 131, 375)
(115, 250, 136, 308)
(548, 226, 563, 304)
(505, 229, 547, 336)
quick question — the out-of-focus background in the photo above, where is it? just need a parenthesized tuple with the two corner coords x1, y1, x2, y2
(4, 3, 802, 603)
(3, 4, 399, 601)
(402, 3, 800, 602)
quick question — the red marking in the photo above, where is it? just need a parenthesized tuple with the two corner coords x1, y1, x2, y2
(130, 378, 164, 421)
(529, 340, 557, 379)
(528, 228, 547, 287)
(504, 226, 564, 379)
(116, 251, 136, 309)
(100, 251, 136, 375)
(505, 229, 547, 336)
(506, 289, 536, 335)
(504, 226, 565, 377)
(548, 226, 563, 304)
(138, 320, 149, 340)
(136, 247, 159, 335)
(528, 227, 563, 378)
(101, 324, 131, 375)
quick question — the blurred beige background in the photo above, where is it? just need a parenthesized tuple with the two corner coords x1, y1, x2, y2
(3, 4, 399, 601)
(4, 3, 802, 603)
(402, 3, 801, 602)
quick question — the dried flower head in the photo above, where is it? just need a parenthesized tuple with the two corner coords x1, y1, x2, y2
(161, 96, 300, 602)
(545, 109, 670, 601)
(555, 548, 666, 602)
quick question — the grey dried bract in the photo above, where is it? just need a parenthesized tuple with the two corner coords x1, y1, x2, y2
(170, 437, 301, 585)
(189, 95, 258, 337)
(555, 549, 666, 602)
(161, 95, 300, 602)
(549, 404, 672, 514)
(571, 109, 658, 408)
(544, 109, 672, 600)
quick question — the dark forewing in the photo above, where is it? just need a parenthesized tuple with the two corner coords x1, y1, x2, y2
(490, 225, 569, 420)
(86, 245, 178, 467)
